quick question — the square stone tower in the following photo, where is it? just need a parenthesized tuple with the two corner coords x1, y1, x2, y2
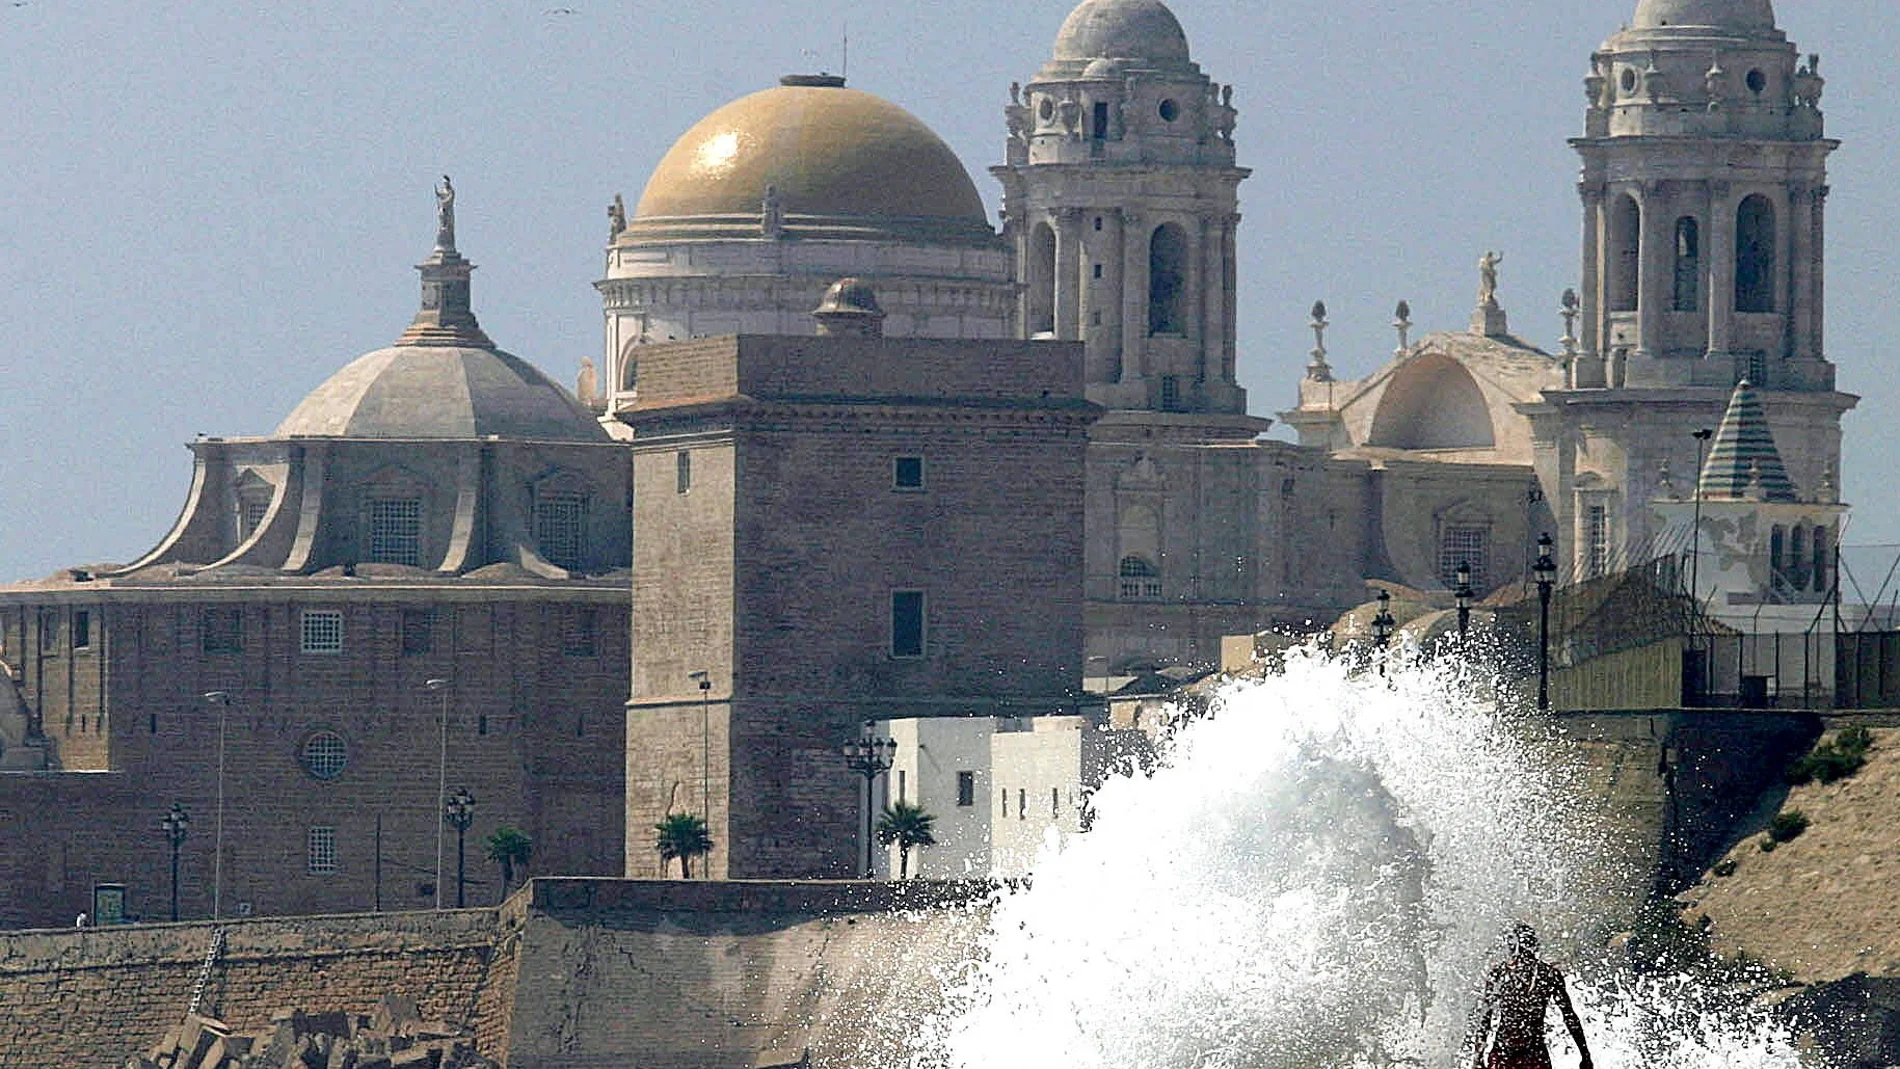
(614, 307, 1098, 877)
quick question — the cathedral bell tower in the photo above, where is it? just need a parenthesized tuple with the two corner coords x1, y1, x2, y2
(1529, 0, 1855, 583)
(994, 0, 1249, 416)
(1572, 0, 1834, 391)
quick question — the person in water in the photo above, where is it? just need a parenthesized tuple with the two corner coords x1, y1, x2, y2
(1467, 923, 1594, 1069)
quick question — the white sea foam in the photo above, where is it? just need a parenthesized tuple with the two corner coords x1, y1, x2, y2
(898, 643, 1804, 1069)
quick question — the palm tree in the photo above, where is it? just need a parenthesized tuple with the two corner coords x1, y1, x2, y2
(654, 812, 713, 879)
(874, 801, 937, 879)
(483, 826, 533, 902)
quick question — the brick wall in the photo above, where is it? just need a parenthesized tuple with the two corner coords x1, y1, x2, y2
(0, 590, 628, 929)
(0, 908, 503, 1068)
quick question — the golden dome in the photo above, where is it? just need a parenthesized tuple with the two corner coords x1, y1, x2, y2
(628, 76, 995, 245)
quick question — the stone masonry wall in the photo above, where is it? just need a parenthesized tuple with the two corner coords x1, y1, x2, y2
(0, 909, 503, 1068)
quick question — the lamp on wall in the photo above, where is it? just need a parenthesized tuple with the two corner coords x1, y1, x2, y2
(1454, 561, 1474, 639)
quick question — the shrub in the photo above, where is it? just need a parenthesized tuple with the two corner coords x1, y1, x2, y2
(1787, 727, 1877, 785)
(1758, 836, 1777, 853)
(1713, 857, 1739, 877)
(1767, 810, 1810, 843)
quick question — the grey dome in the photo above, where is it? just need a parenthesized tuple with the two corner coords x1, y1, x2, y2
(1632, 0, 1777, 31)
(1053, 0, 1191, 64)
(277, 345, 608, 442)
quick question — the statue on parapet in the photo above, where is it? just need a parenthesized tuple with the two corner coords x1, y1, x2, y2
(608, 193, 627, 240)
(1479, 250, 1504, 308)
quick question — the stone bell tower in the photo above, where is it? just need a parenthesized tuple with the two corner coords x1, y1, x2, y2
(1527, 0, 1855, 581)
(994, 0, 1249, 417)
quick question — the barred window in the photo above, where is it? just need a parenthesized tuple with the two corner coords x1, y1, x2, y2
(1586, 505, 1610, 579)
(535, 493, 587, 571)
(202, 608, 243, 654)
(307, 827, 337, 875)
(300, 610, 343, 655)
(676, 451, 692, 494)
(401, 608, 435, 656)
(239, 496, 270, 540)
(367, 498, 422, 566)
(1118, 556, 1161, 600)
(563, 607, 598, 657)
(1438, 526, 1490, 592)
(893, 456, 925, 492)
(301, 731, 348, 781)
(957, 771, 975, 807)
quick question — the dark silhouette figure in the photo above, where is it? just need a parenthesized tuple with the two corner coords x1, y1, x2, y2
(1468, 923, 1593, 1069)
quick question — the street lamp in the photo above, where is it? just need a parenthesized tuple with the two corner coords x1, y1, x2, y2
(1534, 533, 1558, 711)
(688, 670, 712, 826)
(443, 787, 475, 909)
(160, 803, 189, 923)
(200, 691, 231, 920)
(1689, 427, 1714, 632)
(841, 724, 896, 878)
(423, 678, 451, 910)
(1370, 588, 1396, 677)
(1454, 561, 1474, 640)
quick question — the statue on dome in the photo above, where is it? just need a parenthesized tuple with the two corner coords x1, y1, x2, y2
(1478, 250, 1504, 307)
(608, 193, 627, 239)
(577, 357, 600, 411)
(435, 175, 456, 251)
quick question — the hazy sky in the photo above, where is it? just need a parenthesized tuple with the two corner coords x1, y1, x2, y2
(2, 0, 1895, 583)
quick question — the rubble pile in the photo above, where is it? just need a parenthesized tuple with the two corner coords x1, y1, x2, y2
(124, 996, 496, 1069)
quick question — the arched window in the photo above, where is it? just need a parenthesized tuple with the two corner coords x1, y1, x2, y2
(1147, 224, 1188, 335)
(1673, 216, 1700, 312)
(1608, 194, 1641, 313)
(1735, 194, 1777, 313)
(1026, 223, 1056, 337)
(534, 489, 589, 571)
(1118, 556, 1161, 600)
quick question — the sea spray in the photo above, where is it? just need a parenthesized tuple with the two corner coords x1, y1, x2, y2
(889, 642, 1803, 1069)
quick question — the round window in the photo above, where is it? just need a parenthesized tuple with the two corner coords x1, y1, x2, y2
(1746, 69, 1767, 94)
(1619, 68, 1638, 93)
(1037, 97, 1054, 122)
(301, 731, 348, 781)
(1158, 98, 1180, 122)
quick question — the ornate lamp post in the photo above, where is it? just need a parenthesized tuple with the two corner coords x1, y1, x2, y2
(841, 725, 896, 878)
(423, 678, 451, 910)
(689, 670, 712, 823)
(1371, 588, 1396, 676)
(1454, 561, 1474, 640)
(443, 787, 475, 909)
(1689, 427, 1714, 626)
(199, 691, 231, 920)
(160, 803, 189, 922)
(1534, 534, 1558, 711)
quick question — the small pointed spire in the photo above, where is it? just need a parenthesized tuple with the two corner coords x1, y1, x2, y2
(1393, 300, 1412, 356)
(1306, 301, 1332, 382)
(1696, 379, 1799, 503)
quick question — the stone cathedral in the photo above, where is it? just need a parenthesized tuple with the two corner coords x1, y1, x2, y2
(601, 0, 1851, 674)
(0, 0, 1859, 907)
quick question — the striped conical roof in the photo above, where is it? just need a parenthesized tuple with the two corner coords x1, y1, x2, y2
(1697, 380, 1799, 502)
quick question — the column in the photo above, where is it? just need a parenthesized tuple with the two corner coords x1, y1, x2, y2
(1100, 210, 1126, 384)
(1774, 188, 1795, 362)
(1811, 185, 1828, 362)
(1200, 215, 1223, 384)
(1636, 182, 1667, 359)
(1055, 210, 1083, 341)
(1705, 183, 1735, 358)
(1222, 214, 1239, 382)
(1787, 185, 1812, 364)
(1121, 211, 1148, 383)
(1579, 187, 1603, 359)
